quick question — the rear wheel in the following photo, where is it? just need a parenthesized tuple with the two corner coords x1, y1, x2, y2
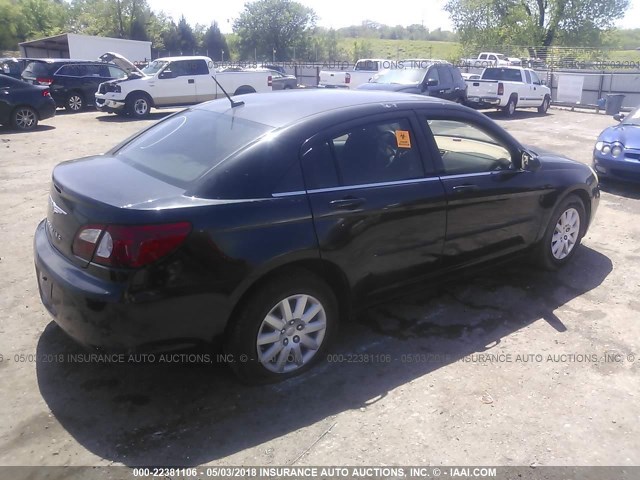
(65, 92, 84, 112)
(233, 86, 256, 96)
(502, 96, 517, 117)
(127, 93, 151, 118)
(538, 95, 550, 114)
(225, 270, 338, 384)
(535, 194, 586, 270)
(11, 106, 38, 131)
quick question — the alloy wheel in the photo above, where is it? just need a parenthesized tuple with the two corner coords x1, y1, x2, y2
(67, 95, 83, 111)
(15, 108, 37, 130)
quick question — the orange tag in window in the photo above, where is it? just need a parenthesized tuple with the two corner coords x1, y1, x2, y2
(395, 130, 411, 148)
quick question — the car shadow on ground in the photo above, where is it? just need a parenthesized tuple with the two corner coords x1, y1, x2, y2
(0, 124, 55, 134)
(34, 246, 612, 466)
(96, 111, 178, 123)
(599, 180, 640, 200)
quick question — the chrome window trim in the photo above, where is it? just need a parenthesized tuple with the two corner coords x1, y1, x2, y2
(272, 177, 441, 197)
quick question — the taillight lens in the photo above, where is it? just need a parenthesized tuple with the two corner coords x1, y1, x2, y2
(268, 75, 272, 87)
(42, 89, 51, 97)
(72, 222, 191, 268)
(345, 73, 351, 84)
(497, 82, 504, 95)
(36, 77, 53, 85)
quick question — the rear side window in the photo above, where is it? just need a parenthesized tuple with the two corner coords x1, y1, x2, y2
(115, 109, 273, 189)
(303, 118, 424, 188)
(23, 62, 50, 77)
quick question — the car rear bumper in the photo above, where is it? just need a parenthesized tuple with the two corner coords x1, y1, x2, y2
(593, 155, 640, 183)
(465, 96, 502, 108)
(39, 100, 57, 120)
(34, 220, 228, 351)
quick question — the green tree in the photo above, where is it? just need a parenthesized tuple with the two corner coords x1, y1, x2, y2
(0, 0, 21, 50)
(203, 22, 229, 60)
(233, 0, 317, 61)
(177, 15, 196, 54)
(17, 0, 69, 41)
(445, 0, 630, 51)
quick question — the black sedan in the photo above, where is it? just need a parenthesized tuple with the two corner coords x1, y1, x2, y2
(0, 74, 56, 130)
(34, 90, 599, 383)
(593, 106, 640, 183)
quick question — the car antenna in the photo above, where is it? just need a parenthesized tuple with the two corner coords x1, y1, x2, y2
(211, 75, 244, 108)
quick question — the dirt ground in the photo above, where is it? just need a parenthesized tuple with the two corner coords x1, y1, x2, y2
(0, 105, 638, 469)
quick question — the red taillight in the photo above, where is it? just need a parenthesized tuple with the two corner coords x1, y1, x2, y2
(268, 75, 272, 87)
(42, 89, 50, 97)
(345, 73, 351, 84)
(36, 77, 53, 86)
(72, 222, 191, 268)
(497, 82, 504, 95)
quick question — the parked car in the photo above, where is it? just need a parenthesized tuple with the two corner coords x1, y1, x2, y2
(357, 63, 467, 103)
(319, 58, 389, 89)
(1, 58, 38, 80)
(461, 52, 515, 68)
(47, 62, 128, 111)
(0, 74, 56, 130)
(95, 52, 273, 118)
(592, 106, 640, 183)
(465, 67, 551, 116)
(21, 58, 91, 86)
(253, 68, 298, 89)
(34, 90, 599, 383)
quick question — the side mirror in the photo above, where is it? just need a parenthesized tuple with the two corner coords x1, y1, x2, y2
(521, 151, 541, 172)
(424, 79, 438, 87)
(613, 113, 625, 122)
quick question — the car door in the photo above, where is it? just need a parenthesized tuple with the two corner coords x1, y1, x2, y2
(423, 66, 442, 98)
(435, 65, 455, 101)
(188, 59, 215, 103)
(300, 112, 447, 300)
(154, 60, 197, 105)
(529, 70, 546, 106)
(418, 111, 548, 267)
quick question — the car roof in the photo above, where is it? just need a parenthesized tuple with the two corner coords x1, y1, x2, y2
(194, 89, 449, 128)
(155, 56, 211, 62)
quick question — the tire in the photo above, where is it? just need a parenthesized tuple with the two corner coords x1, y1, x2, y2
(535, 194, 586, 270)
(11, 106, 38, 131)
(538, 95, 550, 114)
(127, 93, 151, 118)
(65, 92, 84, 112)
(502, 96, 517, 117)
(225, 269, 338, 384)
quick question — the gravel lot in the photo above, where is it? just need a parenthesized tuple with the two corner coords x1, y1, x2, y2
(0, 105, 638, 468)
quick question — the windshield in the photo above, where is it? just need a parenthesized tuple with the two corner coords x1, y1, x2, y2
(370, 68, 427, 85)
(622, 107, 640, 126)
(115, 108, 273, 187)
(142, 60, 168, 76)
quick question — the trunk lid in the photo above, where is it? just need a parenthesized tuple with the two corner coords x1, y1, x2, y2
(47, 155, 185, 267)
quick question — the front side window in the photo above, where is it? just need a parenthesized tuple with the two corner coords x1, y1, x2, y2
(530, 71, 541, 85)
(303, 118, 424, 188)
(427, 119, 513, 175)
(426, 66, 440, 84)
(437, 65, 454, 85)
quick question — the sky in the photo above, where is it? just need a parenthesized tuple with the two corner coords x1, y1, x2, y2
(146, 0, 640, 33)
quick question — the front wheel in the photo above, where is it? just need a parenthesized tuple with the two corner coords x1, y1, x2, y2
(225, 270, 338, 384)
(538, 95, 550, 114)
(535, 194, 586, 270)
(127, 93, 151, 118)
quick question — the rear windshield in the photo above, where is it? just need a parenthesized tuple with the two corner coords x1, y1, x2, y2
(115, 109, 273, 187)
(482, 68, 522, 82)
(23, 62, 54, 77)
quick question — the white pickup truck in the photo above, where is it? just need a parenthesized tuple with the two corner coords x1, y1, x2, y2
(95, 52, 273, 118)
(318, 59, 389, 89)
(465, 67, 551, 116)
(461, 52, 520, 68)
